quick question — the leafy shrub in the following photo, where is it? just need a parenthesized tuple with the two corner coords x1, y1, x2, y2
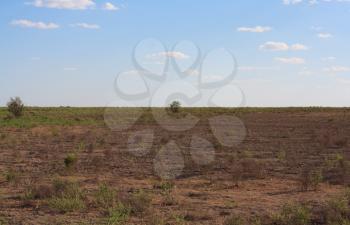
(169, 101, 181, 113)
(272, 203, 310, 225)
(7, 97, 24, 118)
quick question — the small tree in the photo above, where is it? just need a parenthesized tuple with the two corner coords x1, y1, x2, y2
(169, 101, 181, 113)
(7, 97, 24, 118)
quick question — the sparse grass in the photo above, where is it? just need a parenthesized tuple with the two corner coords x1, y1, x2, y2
(105, 202, 130, 225)
(223, 214, 245, 225)
(94, 183, 117, 209)
(299, 166, 323, 191)
(128, 189, 152, 215)
(4, 169, 19, 184)
(272, 203, 310, 225)
(48, 179, 86, 213)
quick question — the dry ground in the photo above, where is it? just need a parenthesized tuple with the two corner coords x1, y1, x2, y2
(0, 108, 349, 224)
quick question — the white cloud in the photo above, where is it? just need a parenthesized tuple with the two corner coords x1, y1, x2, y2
(103, 2, 119, 10)
(237, 26, 272, 33)
(318, 33, 333, 39)
(147, 51, 189, 60)
(275, 57, 306, 64)
(11, 19, 59, 29)
(324, 66, 350, 73)
(283, 0, 350, 5)
(259, 42, 308, 51)
(290, 43, 309, 50)
(30, 0, 95, 10)
(259, 42, 289, 51)
(238, 66, 279, 71)
(283, 0, 303, 5)
(70, 23, 100, 29)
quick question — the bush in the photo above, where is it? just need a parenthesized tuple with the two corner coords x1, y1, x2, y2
(7, 97, 24, 118)
(272, 203, 310, 225)
(169, 101, 181, 113)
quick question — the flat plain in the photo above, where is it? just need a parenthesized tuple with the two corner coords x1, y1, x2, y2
(0, 107, 349, 225)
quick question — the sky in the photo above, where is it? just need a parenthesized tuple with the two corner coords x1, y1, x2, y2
(0, 0, 350, 107)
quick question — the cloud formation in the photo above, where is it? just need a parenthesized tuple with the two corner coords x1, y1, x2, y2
(260, 42, 308, 51)
(237, 26, 272, 33)
(30, 0, 95, 10)
(70, 23, 100, 29)
(11, 19, 59, 29)
(275, 57, 306, 64)
(103, 2, 119, 10)
(147, 51, 189, 60)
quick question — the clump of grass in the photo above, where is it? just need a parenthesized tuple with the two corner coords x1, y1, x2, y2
(154, 180, 174, 194)
(64, 153, 77, 168)
(272, 203, 310, 225)
(223, 214, 245, 225)
(299, 165, 323, 191)
(128, 189, 152, 215)
(105, 202, 130, 225)
(0, 216, 7, 225)
(48, 179, 86, 213)
(94, 183, 117, 209)
(4, 169, 19, 184)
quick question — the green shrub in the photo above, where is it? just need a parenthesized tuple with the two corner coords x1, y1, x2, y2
(7, 97, 24, 118)
(169, 101, 181, 113)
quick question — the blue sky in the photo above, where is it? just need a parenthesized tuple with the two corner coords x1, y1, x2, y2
(0, 0, 350, 107)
